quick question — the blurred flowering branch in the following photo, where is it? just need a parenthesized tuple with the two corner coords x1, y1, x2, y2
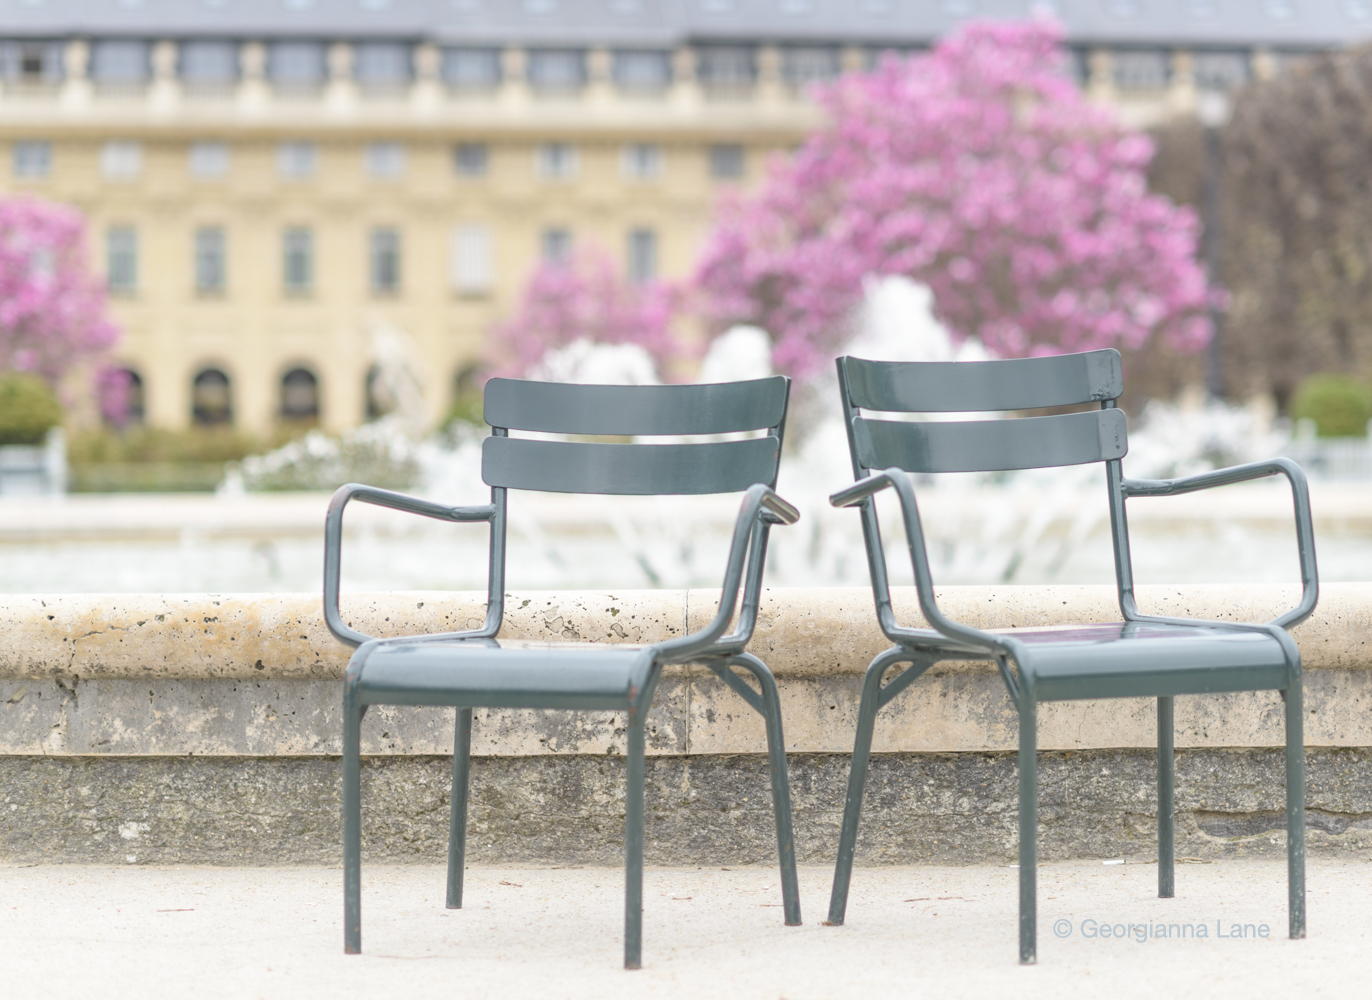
(0, 196, 122, 417)
(489, 246, 682, 379)
(695, 19, 1213, 378)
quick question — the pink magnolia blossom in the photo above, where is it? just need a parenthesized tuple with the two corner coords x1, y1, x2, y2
(489, 246, 682, 377)
(694, 19, 1213, 378)
(0, 196, 122, 411)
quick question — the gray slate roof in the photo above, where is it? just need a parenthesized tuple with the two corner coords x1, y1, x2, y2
(0, 0, 1367, 48)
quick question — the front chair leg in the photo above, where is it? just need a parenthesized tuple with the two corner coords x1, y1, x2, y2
(732, 653, 801, 926)
(827, 648, 905, 926)
(624, 718, 646, 969)
(447, 707, 473, 909)
(1285, 678, 1306, 939)
(1157, 696, 1175, 898)
(1018, 697, 1038, 965)
(343, 692, 364, 954)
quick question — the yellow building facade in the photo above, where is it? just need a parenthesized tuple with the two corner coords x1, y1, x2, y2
(0, 4, 1352, 433)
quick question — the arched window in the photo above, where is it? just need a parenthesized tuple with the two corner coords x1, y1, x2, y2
(280, 367, 319, 422)
(103, 367, 145, 426)
(191, 368, 232, 426)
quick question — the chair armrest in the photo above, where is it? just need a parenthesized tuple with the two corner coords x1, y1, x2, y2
(1121, 457, 1318, 629)
(324, 483, 498, 649)
(653, 483, 799, 662)
(830, 469, 1012, 658)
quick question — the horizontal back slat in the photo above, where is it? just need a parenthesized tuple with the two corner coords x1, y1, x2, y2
(841, 350, 1122, 413)
(484, 377, 789, 435)
(854, 409, 1127, 474)
(482, 436, 781, 495)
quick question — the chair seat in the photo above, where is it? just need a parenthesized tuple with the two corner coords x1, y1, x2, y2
(354, 639, 657, 710)
(999, 622, 1290, 701)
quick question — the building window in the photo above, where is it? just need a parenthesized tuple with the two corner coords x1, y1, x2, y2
(0, 41, 64, 85)
(365, 142, 405, 179)
(1193, 51, 1250, 92)
(194, 226, 226, 295)
(613, 50, 671, 90)
(441, 48, 501, 89)
(106, 226, 138, 294)
(355, 42, 412, 90)
(101, 141, 143, 180)
(13, 141, 51, 178)
(621, 143, 662, 180)
(191, 368, 233, 426)
(280, 367, 320, 422)
(268, 41, 326, 89)
(370, 227, 401, 295)
(1112, 50, 1170, 92)
(180, 40, 239, 88)
(365, 364, 389, 420)
(117, 368, 146, 425)
(537, 142, 578, 179)
(91, 40, 151, 87)
(454, 142, 489, 176)
(782, 46, 839, 87)
(541, 227, 572, 265)
(188, 141, 230, 178)
(709, 143, 744, 180)
(528, 49, 586, 92)
(277, 141, 317, 179)
(451, 224, 493, 295)
(627, 228, 657, 285)
(283, 227, 313, 295)
(697, 46, 756, 90)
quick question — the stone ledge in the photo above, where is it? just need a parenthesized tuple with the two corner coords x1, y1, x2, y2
(3, 749, 1369, 866)
(2, 583, 1364, 682)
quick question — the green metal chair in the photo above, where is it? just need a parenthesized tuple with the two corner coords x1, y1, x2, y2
(324, 376, 802, 968)
(824, 349, 1317, 963)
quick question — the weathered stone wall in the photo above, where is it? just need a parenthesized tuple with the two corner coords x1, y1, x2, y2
(2, 584, 1369, 864)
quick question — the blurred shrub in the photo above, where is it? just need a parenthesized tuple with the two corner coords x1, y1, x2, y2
(68, 426, 263, 464)
(1290, 374, 1372, 437)
(0, 373, 63, 446)
(238, 422, 420, 492)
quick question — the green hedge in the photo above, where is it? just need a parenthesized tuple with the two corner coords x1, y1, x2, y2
(0, 374, 62, 446)
(1291, 374, 1372, 437)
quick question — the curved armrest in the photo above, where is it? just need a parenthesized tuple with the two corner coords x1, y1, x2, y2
(831, 469, 1012, 658)
(1121, 457, 1318, 629)
(324, 483, 498, 649)
(653, 483, 799, 662)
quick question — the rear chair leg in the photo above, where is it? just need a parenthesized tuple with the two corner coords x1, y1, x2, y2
(1018, 699, 1038, 965)
(1157, 696, 1175, 898)
(1285, 679, 1306, 939)
(737, 654, 801, 926)
(447, 707, 473, 908)
(827, 654, 894, 926)
(624, 719, 646, 969)
(343, 694, 363, 954)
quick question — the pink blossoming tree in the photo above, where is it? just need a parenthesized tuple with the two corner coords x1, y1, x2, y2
(489, 246, 681, 378)
(0, 196, 122, 415)
(695, 19, 1213, 379)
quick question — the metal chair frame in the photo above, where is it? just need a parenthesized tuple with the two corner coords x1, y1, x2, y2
(824, 349, 1318, 963)
(324, 376, 803, 969)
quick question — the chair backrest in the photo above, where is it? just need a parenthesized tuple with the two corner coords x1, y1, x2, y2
(481, 376, 790, 494)
(837, 350, 1126, 476)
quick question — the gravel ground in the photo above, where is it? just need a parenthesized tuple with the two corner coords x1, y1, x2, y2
(3, 860, 1368, 999)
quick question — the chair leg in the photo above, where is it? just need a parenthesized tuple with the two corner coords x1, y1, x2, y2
(733, 653, 801, 926)
(1018, 699, 1037, 965)
(343, 693, 363, 955)
(1285, 679, 1306, 939)
(447, 707, 473, 909)
(624, 718, 646, 970)
(827, 650, 898, 926)
(1157, 695, 1175, 899)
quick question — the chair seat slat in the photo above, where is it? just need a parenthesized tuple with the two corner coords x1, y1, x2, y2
(484, 377, 789, 436)
(482, 435, 781, 494)
(854, 409, 1127, 474)
(843, 350, 1122, 413)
